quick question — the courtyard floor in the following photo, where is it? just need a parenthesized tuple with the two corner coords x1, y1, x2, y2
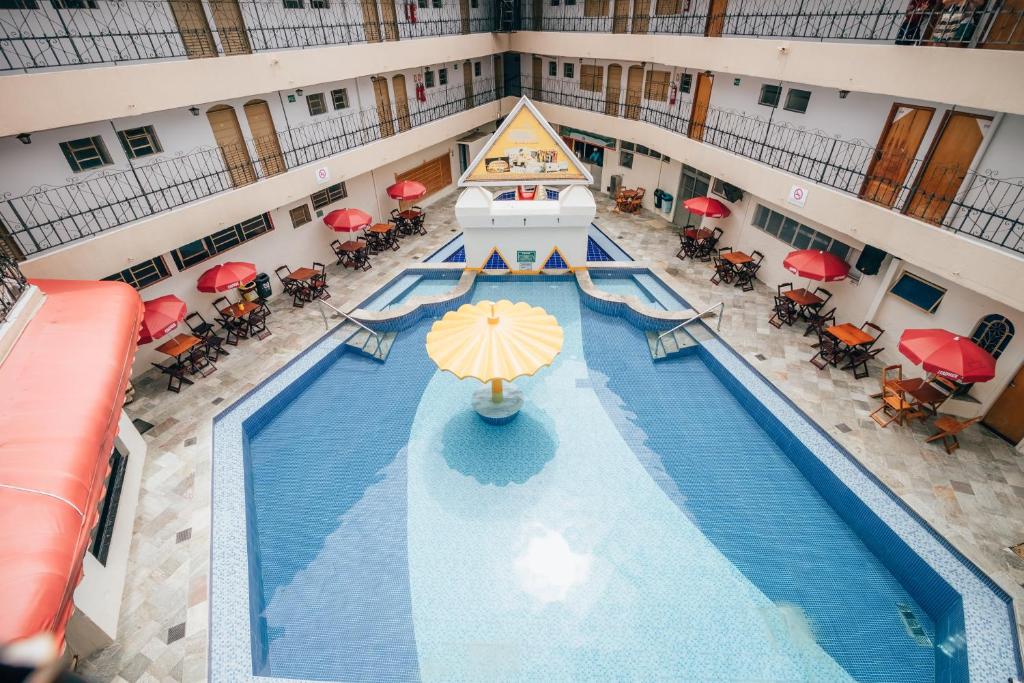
(80, 191, 1024, 682)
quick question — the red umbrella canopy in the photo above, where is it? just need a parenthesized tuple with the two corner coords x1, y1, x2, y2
(783, 249, 851, 282)
(324, 208, 372, 233)
(386, 180, 427, 201)
(139, 295, 187, 344)
(197, 261, 257, 293)
(898, 328, 996, 383)
(682, 196, 731, 218)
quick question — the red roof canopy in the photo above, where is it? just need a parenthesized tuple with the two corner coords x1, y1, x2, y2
(0, 279, 142, 646)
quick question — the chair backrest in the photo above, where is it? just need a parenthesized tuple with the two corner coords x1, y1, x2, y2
(330, 239, 343, 255)
(929, 376, 958, 396)
(862, 321, 885, 341)
(881, 364, 902, 390)
(313, 262, 326, 275)
(816, 307, 836, 325)
(814, 287, 832, 306)
(711, 227, 723, 240)
(212, 296, 230, 315)
(718, 246, 733, 256)
(391, 208, 401, 218)
(633, 188, 645, 200)
(274, 265, 291, 283)
(750, 250, 764, 265)
(185, 311, 206, 332)
(778, 282, 793, 295)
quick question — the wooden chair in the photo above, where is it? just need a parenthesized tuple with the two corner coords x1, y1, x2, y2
(410, 205, 427, 235)
(843, 346, 884, 379)
(614, 188, 632, 212)
(626, 188, 645, 213)
(212, 296, 246, 345)
(870, 369, 923, 427)
(710, 254, 735, 285)
(735, 251, 763, 292)
(920, 377, 958, 415)
(769, 295, 798, 329)
(275, 265, 299, 296)
(804, 306, 836, 339)
(926, 416, 982, 454)
(810, 287, 832, 315)
(810, 333, 844, 370)
(310, 262, 330, 300)
(186, 312, 229, 360)
(676, 227, 696, 260)
(330, 239, 348, 266)
(862, 321, 885, 346)
(151, 360, 192, 393)
(777, 282, 793, 296)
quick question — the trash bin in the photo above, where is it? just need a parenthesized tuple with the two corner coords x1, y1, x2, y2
(239, 281, 257, 302)
(662, 192, 674, 216)
(653, 188, 664, 209)
(254, 272, 272, 300)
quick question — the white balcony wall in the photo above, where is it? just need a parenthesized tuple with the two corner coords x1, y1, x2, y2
(596, 148, 682, 214)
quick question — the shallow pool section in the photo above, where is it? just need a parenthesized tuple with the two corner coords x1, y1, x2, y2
(589, 269, 689, 311)
(358, 270, 462, 312)
(212, 274, 1021, 683)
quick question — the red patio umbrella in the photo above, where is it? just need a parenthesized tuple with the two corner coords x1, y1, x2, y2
(898, 328, 996, 383)
(386, 180, 427, 201)
(682, 196, 731, 218)
(783, 249, 851, 282)
(324, 208, 372, 237)
(139, 295, 187, 344)
(197, 261, 257, 293)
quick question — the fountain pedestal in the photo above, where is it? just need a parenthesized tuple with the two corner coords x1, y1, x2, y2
(472, 383, 524, 424)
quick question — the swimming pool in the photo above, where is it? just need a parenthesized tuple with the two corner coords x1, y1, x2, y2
(212, 274, 1021, 682)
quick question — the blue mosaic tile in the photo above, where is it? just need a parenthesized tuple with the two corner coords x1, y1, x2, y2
(443, 245, 465, 263)
(586, 236, 614, 262)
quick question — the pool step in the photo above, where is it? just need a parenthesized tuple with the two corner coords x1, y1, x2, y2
(646, 328, 699, 361)
(344, 329, 397, 362)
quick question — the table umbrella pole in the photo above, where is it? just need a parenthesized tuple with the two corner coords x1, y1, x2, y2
(491, 379, 503, 403)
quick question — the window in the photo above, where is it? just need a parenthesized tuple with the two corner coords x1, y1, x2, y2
(580, 64, 603, 92)
(311, 0, 328, 6)
(565, 0, 575, 4)
(51, 0, 97, 7)
(103, 257, 170, 290)
(784, 88, 811, 114)
(551, 0, 560, 5)
(432, 0, 441, 7)
(306, 92, 327, 116)
(644, 70, 670, 101)
(116, 125, 162, 159)
(89, 447, 128, 566)
(289, 204, 312, 228)
(170, 213, 273, 270)
(548, 61, 556, 77)
(473, 61, 481, 77)
(331, 88, 349, 110)
(758, 84, 781, 108)
(679, 73, 692, 94)
(60, 135, 112, 172)
(283, 0, 302, 6)
(971, 314, 1014, 359)
(424, 69, 434, 88)
(0, 1, 39, 8)
(619, 150, 633, 169)
(751, 204, 851, 260)
(563, 62, 574, 79)
(471, 0, 478, 6)
(655, 0, 679, 13)
(310, 181, 348, 209)
(438, 68, 447, 85)
(890, 271, 946, 313)
(417, 0, 427, 6)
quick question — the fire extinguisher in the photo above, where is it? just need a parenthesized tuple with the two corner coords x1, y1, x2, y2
(669, 78, 678, 106)
(415, 75, 426, 103)
(406, 1, 417, 23)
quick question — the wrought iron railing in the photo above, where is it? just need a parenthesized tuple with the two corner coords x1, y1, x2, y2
(520, 76, 1024, 255)
(0, 255, 28, 323)
(2, 77, 498, 255)
(0, 0, 496, 72)
(524, 0, 1024, 48)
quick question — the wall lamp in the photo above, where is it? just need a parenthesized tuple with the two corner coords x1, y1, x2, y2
(839, 90, 850, 99)
(188, 106, 200, 116)
(295, 88, 303, 96)
(16, 133, 31, 144)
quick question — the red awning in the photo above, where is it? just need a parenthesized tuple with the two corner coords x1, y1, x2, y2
(0, 279, 142, 646)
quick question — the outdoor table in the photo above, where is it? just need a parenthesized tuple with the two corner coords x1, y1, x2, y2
(369, 223, 393, 234)
(338, 240, 370, 270)
(286, 267, 318, 282)
(894, 378, 949, 415)
(826, 323, 874, 348)
(722, 251, 753, 266)
(398, 210, 422, 220)
(220, 301, 259, 319)
(785, 288, 823, 308)
(684, 227, 712, 241)
(156, 333, 201, 360)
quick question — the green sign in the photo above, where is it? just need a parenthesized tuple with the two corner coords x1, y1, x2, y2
(517, 250, 537, 263)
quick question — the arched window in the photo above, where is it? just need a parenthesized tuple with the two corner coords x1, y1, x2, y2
(971, 314, 1014, 359)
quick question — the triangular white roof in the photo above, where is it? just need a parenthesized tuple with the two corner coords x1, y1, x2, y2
(458, 96, 594, 187)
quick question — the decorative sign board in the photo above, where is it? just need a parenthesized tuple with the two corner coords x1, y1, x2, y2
(517, 250, 537, 270)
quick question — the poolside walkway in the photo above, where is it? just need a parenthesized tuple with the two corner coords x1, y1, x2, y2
(81, 191, 1024, 682)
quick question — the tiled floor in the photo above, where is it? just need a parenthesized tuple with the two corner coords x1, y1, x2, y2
(80, 192, 1024, 682)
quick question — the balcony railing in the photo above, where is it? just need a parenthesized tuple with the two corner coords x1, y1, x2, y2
(0, 0, 496, 72)
(2, 77, 499, 255)
(518, 77, 1024, 255)
(0, 256, 28, 323)
(524, 0, 1024, 48)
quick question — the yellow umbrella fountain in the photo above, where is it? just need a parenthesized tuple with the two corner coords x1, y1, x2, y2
(426, 299, 564, 423)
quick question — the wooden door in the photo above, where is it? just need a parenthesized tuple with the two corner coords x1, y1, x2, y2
(463, 60, 474, 109)
(532, 55, 543, 101)
(209, 0, 250, 55)
(612, 0, 629, 32)
(168, 0, 216, 59)
(532, 0, 542, 30)
(605, 63, 622, 117)
(362, 0, 382, 42)
(981, 0, 1024, 49)
(688, 72, 713, 141)
(395, 154, 452, 208)
(380, 0, 400, 41)
(705, 0, 727, 36)
(624, 64, 643, 120)
(393, 75, 411, 133)
(460, 0, 471, 33)
(985, 364, 1024, 443)
(860, 104, 933, 208)
(584, 0, 605, 17)
(243, 100, 285, 178)
(207, 105, 255, 187)
(906, 112, 991, 224)
(373, 77, 395, 138)
(631, 0, 650, 33)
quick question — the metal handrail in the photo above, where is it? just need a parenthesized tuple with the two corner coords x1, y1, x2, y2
(317, 298, 383, 354)
(657, 301, 725, 345)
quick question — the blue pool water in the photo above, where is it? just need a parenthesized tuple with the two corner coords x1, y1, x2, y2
(240, 277, 964, 681)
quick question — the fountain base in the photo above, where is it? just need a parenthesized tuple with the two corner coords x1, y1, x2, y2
(472, 384, 524, 424)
